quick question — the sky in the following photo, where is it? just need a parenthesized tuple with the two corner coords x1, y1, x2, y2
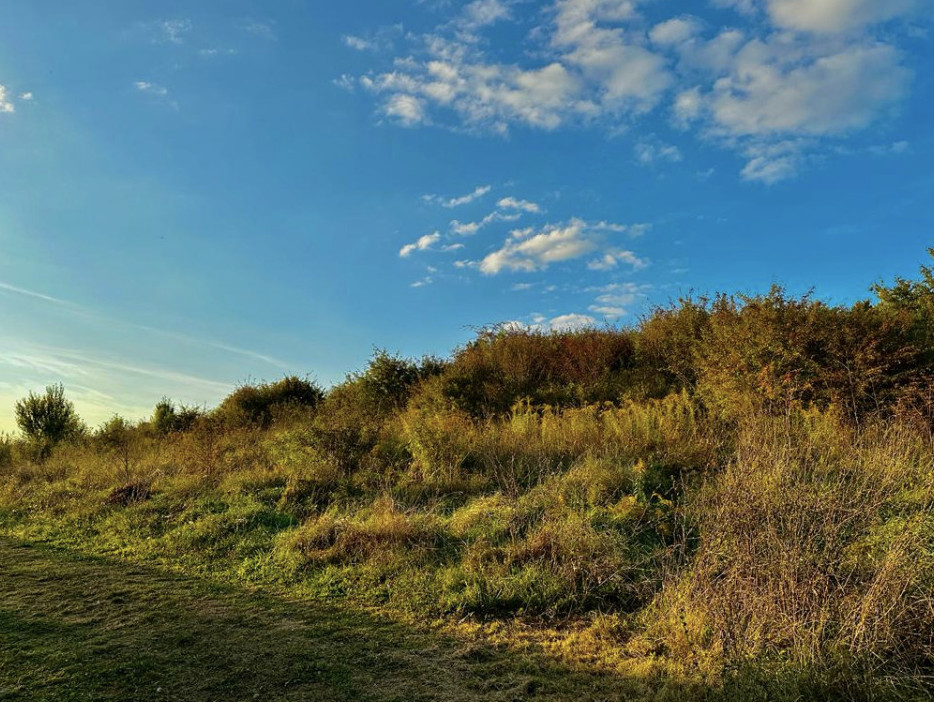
(0, 0, 932, 431)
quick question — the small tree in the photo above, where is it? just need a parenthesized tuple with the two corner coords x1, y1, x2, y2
(98, 415, 134, 480)
(14, 384, 83, 459)
(152, 398, 178, 436)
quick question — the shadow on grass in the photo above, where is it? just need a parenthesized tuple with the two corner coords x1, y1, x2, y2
(0, 538, 678, 702)
(0, 538, 922, 702)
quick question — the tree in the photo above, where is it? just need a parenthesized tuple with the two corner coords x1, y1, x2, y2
(14, 384, 83, 458)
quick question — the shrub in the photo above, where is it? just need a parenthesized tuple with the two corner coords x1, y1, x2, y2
(656, 412, 934, 677)
(216, 376, 324, 428)
(96, 415, 135, 479)
(438, 327, 639, 417)
(14, 384, 84, 459)
(153, 398, 203, 435)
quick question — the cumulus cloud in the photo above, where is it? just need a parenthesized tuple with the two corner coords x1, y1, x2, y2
(460, 0, 512, 32)
(587, 249, 648, 270)
(764, 0, 920, 34)
(353, 0, 673, 134)
(383, 94, 429, 126)
(667, 26, 913, 180)
(704, 42, 909, 137)
(650, 16, 703, 46)
(399, 231, 442, 257)
(478, 218, 647, 275)
(451, 220, 482, 236)
(347, 0, 924, 181)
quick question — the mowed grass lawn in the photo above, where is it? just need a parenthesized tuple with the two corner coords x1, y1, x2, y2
(0, 538, 655, 702)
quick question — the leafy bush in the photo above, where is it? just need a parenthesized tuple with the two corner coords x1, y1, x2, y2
(14, 384, 84, 459)
(216, 376, 324, 428)
(153, 398, 203, 435)
(437, 327, 638, 417)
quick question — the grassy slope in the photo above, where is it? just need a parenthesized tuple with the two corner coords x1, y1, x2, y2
(0, 537, 676, 702)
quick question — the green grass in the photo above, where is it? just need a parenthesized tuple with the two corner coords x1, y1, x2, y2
(0, 537, 671, 702)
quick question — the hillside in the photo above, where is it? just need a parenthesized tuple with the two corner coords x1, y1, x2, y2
(3, 260, 934, 700)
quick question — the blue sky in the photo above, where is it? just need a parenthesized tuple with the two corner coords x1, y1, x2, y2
(0, 0, 932, 430)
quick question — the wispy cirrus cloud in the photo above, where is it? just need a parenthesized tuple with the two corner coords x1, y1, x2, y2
(0, 279, 291, 370)
(423, 184, 493, 208)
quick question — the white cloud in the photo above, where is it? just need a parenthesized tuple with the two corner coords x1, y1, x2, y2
(711, 0, 758, 14)
(134, 81, 169, 96)
(355, 0, 672, 134)
(588, 248, 649, 270)
(383, 94, 428, 126)
(765, 0, 920, 33)
(669, 29, 913, 180)
(0, 85, 14, 113)
(590, 281, 645, 306)
(446, 185, 492, 207)
(547, 313, 598, 331)
(425, 185, 492, 208)
(705, 41, 910, 137)
(18, 91, 33, 102)
(344, 35, 378, 51)
(159, 19, 192, 44)
(498, 197, 541, 213)
(461, 0, 511, 31)
(448, 197, 539, 236)
(741, 155, 797, 183)
(342, 25, 405, 53)
(199, 48, 238, 58)
(451, 220, 482, 235)
(478, 218, 647, 275)
(351, 0, 924, 181)
(589, 305, 627, 316)
(334, 74, 357, 92)
(399, 231, 442, 257)
(634, 138, 683, 165)
(650, 17, 703, 46)
(480, 220, 595, 274)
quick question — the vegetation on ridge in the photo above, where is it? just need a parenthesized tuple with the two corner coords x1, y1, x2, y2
(3, 255, 934, 699)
